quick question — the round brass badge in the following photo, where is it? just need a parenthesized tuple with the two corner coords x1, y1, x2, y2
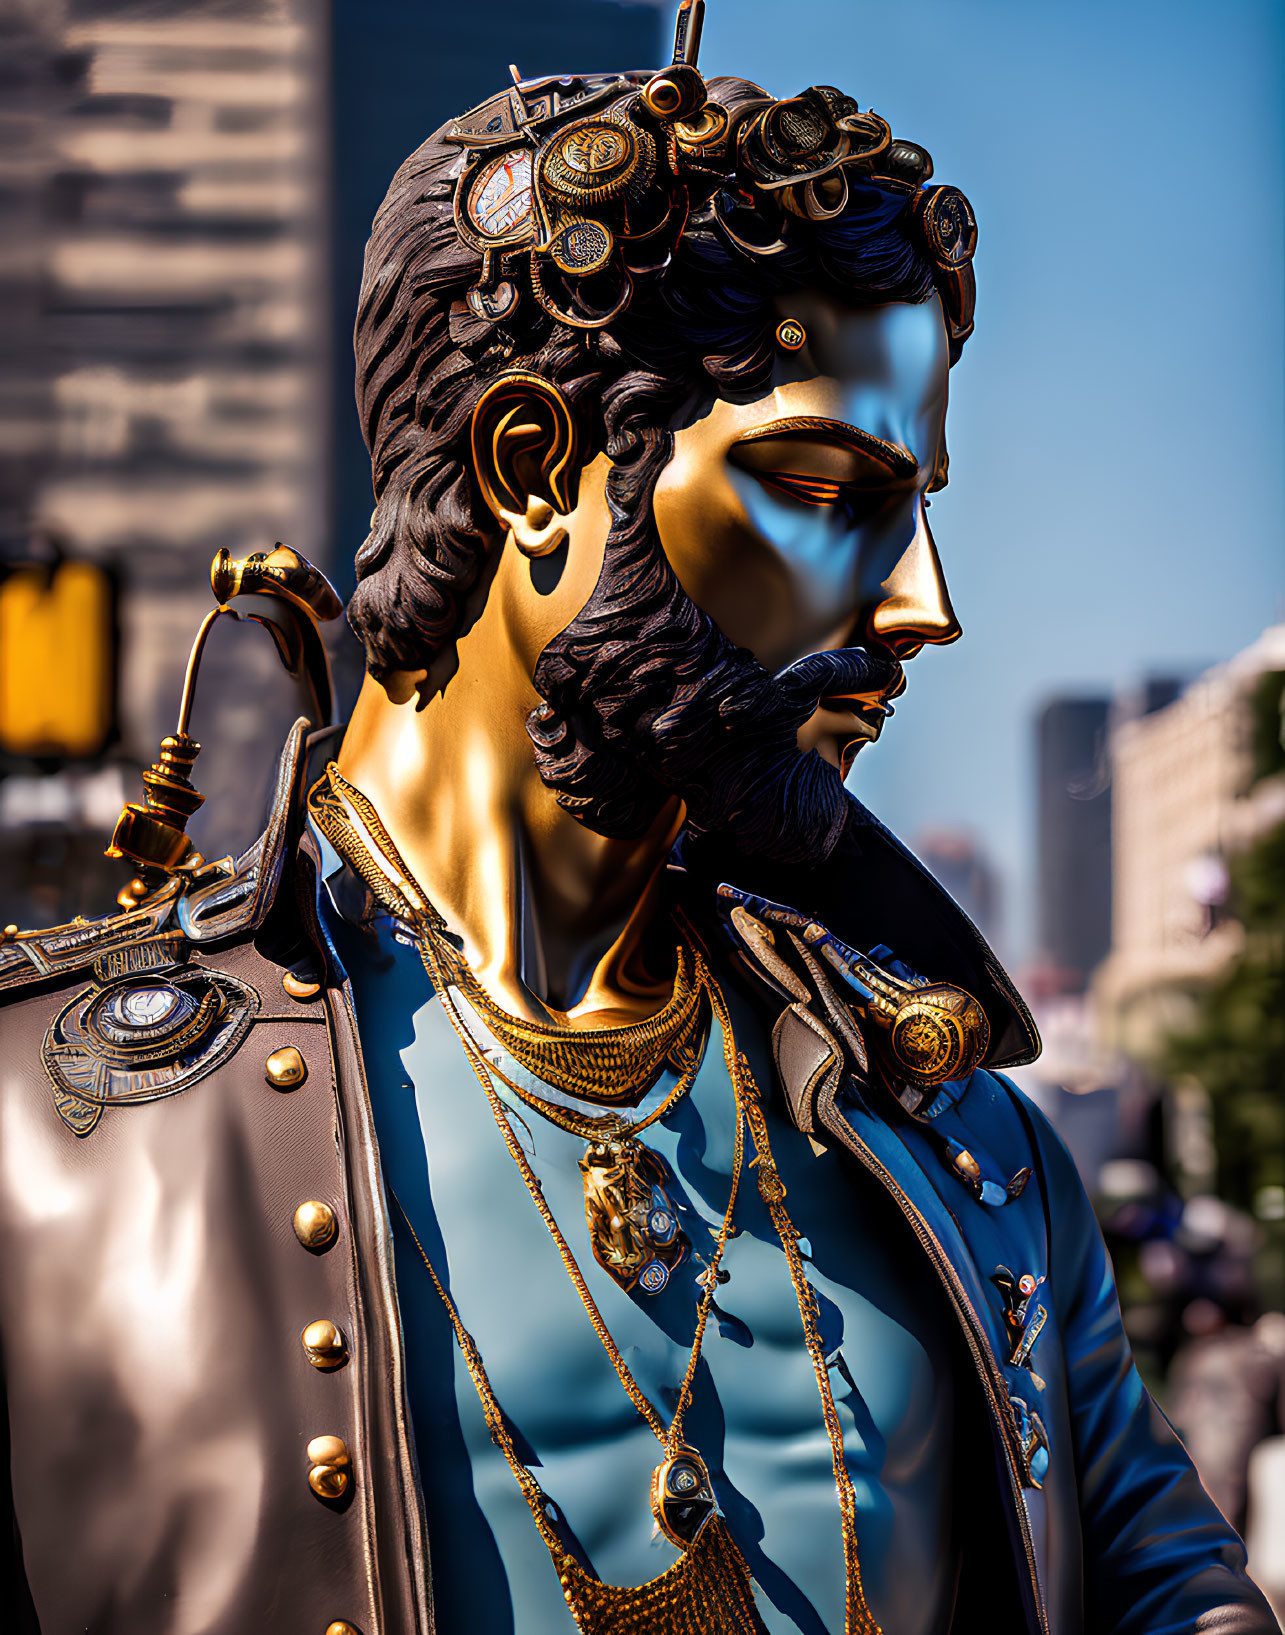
(541, 117, 650, 207)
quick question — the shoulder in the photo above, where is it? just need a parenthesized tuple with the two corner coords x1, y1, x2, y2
(981, 1070, 1087, 1192)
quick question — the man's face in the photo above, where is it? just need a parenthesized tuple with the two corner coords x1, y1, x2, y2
(496, 284, 961, 860)
(652, 289, 960, 776)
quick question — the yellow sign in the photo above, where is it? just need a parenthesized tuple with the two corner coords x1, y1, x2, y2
(0, 560, 114, 759)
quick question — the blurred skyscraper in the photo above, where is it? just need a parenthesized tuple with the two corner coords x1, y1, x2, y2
(1034, 697, 1113, 993)
(0, 0, 332, 923)
(2, 1, 330, 739)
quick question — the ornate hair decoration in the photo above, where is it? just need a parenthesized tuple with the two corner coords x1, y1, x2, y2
(445, 0, 977, 357)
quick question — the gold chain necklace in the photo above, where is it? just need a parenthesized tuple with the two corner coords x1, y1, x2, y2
(465, 1023, 708, 1295)
(722, 1014, 882, 1635)
(392, 936, 762, 1633)
(395, 968, 882, 1635)
(392, 1185, 767, 1635)
(477, 1020, 706, 1144)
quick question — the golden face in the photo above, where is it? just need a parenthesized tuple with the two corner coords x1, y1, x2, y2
(473, 289, 960, 784)
(651, 289, 960, 775)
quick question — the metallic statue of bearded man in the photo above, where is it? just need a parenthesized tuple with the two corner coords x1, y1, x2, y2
(0, 6, 1275, 1633)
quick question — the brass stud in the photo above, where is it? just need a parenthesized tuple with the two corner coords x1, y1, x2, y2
(265, 1045, 308, 1090)
(282, 971, 321, 1001)
(307, 1433, 351, 1501)
(307, 1432, 349, 1465)
(308, 1464, 348, 1500)
(325, 1624, 361, 1635)
(301, 1318, 348, 1370)
(293, 1199, 338, 1251)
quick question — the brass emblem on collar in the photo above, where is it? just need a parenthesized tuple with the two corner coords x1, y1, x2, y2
(41, 963, 259, 1136)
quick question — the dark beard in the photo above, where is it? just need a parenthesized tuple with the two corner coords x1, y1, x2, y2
(527, 429, 897, 867)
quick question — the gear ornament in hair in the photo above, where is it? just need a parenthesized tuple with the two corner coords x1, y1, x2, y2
(445, 0, 977, 358)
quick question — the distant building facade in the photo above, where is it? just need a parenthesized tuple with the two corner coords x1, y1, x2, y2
(1093, 626, 1285, 1060)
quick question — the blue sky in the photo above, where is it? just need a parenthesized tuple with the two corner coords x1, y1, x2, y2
(689, 0, 1284, 959)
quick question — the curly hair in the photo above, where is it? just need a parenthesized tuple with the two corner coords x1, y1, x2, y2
(347, 77, 937, 684)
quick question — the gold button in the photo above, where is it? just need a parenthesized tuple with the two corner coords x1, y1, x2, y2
(302, 1318, 348, 1370)
(265, 1046, 308, 1090)
(326, 1624, 361, 1635)
(293, 1199, 338, 1251)
(953, 1149, 982, 1181)
(283, 972, 322, 1001)
(307, 1433, 350, 1501)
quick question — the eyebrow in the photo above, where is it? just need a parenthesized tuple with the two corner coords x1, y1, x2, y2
(733, 415, 919, 481)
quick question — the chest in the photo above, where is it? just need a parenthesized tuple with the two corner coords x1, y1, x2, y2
(362, 961, 960, 1635)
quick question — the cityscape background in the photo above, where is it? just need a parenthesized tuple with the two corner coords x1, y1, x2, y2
(1, 0, 1282, 1612)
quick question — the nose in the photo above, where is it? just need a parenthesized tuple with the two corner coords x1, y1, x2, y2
(864, 503, 962, 661)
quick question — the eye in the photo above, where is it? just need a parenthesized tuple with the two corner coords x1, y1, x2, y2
(748, 470, 895, 523)
(754, 470, 851, 508)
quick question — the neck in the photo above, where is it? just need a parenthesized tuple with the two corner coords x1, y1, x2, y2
(337, 654, 684, 1029)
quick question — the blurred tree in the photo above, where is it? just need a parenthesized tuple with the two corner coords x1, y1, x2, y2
(1163, 672, 1285, 1309)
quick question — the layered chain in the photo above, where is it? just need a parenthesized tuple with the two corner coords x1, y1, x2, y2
(475, 1022, 707, 1147)
(713, 980, 881, 1635)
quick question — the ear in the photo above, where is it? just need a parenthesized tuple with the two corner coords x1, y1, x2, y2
(470, 371, 582, 529)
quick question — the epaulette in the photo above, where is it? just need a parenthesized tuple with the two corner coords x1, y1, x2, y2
(717, 883, 1033, 1211)
(0, 717, 313, 1002)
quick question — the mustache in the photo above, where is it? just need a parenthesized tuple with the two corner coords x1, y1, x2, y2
(526, 429, 900, 865)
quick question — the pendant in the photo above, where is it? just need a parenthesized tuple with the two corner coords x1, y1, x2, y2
(651, 1444, 717, 1547)
(579, 1137, 686, 1294)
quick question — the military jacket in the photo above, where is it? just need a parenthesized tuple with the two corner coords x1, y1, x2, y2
(0, 722, 1274, 1634)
